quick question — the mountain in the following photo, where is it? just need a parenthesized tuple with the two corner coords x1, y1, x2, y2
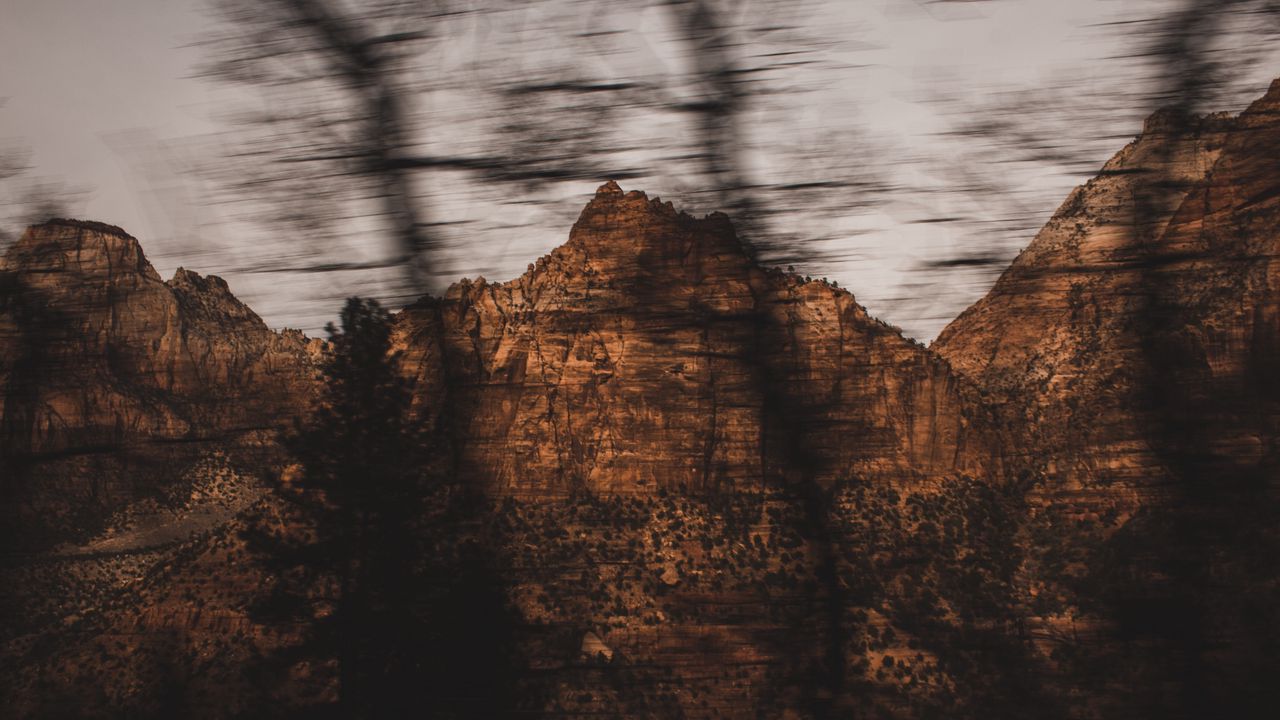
(3, 80, 1280, 718)
(934, 82, 1280, 497)
(396, 180, 995, 495)
(0, 220, 321, 549)
(933, 80, 1280, 718)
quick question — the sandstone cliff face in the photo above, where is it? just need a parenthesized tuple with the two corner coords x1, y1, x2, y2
(934, 82, 1280, 718)
(395, 181, 992, 496)
(0, 192, 992, 525)
(0, 201, 1005, 719)
(933, 105, 1238, 492)
(0, 220, 320, 547)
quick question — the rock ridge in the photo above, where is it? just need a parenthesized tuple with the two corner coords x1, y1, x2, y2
(397, 182, 994, 495)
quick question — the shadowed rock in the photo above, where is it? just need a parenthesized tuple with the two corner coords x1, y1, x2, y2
(0, 220, 321, 548)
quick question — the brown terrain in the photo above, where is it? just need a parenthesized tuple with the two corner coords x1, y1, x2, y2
(2, 82, 1279, 718)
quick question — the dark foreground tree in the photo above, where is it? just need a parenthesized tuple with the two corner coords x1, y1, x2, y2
(238, 297, 431, 716)
(288, 297, 422, 522)
(281, 297, 428, 716)
(246, 296, 519, 718)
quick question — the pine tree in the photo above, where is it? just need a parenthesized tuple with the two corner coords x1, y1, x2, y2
(257, 297, 430, 717)
(247, 296, 520, 718)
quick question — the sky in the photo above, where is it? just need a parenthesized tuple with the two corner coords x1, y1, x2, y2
(4, 0, 1280, 340)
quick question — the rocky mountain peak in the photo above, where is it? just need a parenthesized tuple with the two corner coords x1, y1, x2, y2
(7, 81, 1280, 720)
(1257, 75, 1280, 106)
(935, 76, 1280, 493)
(23, 218, 136, 243)
(1232, 77, 1280, 129)
(169, 266, 227, 291)
(393, 182, 989, 496)
(560, 181, 750, 286)
(168, 267, 267, 329)
(4, 219, 161, 283)
(572, 181, 696, 233)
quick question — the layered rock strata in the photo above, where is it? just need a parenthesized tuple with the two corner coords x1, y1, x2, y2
(934, 81, 1280, 719)
(7, 74, 1280, 717)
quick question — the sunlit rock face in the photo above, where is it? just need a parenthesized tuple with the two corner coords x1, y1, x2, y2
(0, 191, 995, 541)
(0, 202, 1008, 719)
(395, 180, 995, 495)
(0, 220, 320, 547)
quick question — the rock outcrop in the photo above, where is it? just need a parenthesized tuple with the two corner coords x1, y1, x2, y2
(397, 180, 994, 495)
(0, 220, 320, 548)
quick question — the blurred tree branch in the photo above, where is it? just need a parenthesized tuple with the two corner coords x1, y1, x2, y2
(0, 140, 86, 246)
(199, 0, 891, 296)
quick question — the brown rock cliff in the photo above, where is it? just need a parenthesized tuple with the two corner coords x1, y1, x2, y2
(395, 181, 994, 495)
(0, 220, 320, 547)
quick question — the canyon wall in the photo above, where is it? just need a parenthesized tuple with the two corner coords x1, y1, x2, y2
(933, 80, 1280, 718)
(935, 80, 1280, 499)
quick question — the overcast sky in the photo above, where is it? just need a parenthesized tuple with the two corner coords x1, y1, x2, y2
(4, 0, 1279, 339)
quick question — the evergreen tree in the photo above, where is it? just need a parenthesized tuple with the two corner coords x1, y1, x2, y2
(247, 296, 520, 718)
(253, 297, 430, 718)
(290, 296, 421, 519)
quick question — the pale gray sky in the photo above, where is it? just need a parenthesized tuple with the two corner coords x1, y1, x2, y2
(3, 0, 1279, 339)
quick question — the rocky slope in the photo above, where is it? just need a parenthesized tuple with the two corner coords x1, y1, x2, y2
(0, 220, 321, 548)
(0, 199, 1011, 718)
(934, 81, 1280, 496)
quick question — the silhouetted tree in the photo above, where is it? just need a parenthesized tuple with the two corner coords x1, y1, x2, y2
(250, 297, 430, 717)
(246, 296, 521, 718)
(288, 297, 421, 523)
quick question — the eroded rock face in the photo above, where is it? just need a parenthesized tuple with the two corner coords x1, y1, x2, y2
(934, 107, 1237, 491)
(0, 192, 991, 545)
(0, 220, 320, 547)
(934, 82, 1280, 718)
(396, 181, 993, 496)
(0, 199, 1008, 717)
